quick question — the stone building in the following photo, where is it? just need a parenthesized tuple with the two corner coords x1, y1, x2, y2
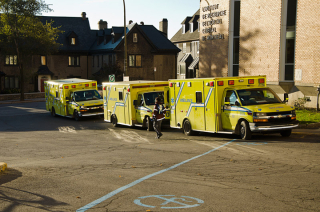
(171, 10, 200, 79)
(199, 0, 320, 107)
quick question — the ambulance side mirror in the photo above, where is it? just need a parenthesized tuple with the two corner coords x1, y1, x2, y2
(284, 93, 289, 103)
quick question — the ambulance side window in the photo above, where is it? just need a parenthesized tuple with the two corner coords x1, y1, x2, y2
(70, 93, 74, 101)
(119, 91, 123, 101)
(226, 90, 237, 105)
(196, 92, 202, 103)
(55, 91, 59, 99)
(137, 94, 143, 106)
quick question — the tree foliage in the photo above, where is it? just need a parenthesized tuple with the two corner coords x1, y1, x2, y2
(0, 0, 62, 100)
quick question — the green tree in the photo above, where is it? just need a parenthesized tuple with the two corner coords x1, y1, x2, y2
(0, 0, 61, 100)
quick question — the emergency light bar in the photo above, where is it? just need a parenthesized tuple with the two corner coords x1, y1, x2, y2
(259, 78, 265, 84)
(92, 83, 96, 86)
(228, 80, 234, 85)
(248, 79, 254, 84)
(64, 86, 69, 89)
(72, 85, 76, 88)
(218, 81, 224, 86)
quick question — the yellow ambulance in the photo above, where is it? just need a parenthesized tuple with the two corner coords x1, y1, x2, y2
(102, 81, 170, 130)
(169, 75, 298, 139)
(44, 78, 104, 120)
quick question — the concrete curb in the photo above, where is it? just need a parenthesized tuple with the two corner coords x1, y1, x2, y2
(0, 99, 45, 105)
(0, 162, 7, 173)
(297, 122, 320, 129)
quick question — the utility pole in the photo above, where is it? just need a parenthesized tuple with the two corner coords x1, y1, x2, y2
(123, 0, 127, 79)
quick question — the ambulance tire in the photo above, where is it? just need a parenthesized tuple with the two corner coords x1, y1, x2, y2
(240, 120, 252, 140)
(74, 110, 81, 121)
(112, 115, 118, 127)
(280, 130, 291, 137)
(51, 107, 56, 117)
(146, 116, 153, 131)
(183, 119, 193, 136)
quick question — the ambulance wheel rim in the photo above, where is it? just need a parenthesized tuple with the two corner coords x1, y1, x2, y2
(112, 115, 118, 127)
(74, 111, 80, 121)
(240, 120, 251, 140)
(183, 120, 192, 136)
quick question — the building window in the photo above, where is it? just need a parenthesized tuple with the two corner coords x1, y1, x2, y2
(41, 56, 46, 65)
(285, 0, 297, 81)
(182, 24, 185, 34)
(4, 76, 19, 89)
(129, 55, 142, 67)
(183, 43, 186, 53)
(133, 33, 138, 43)
(231, 0, 240, 77)
(71, 38, 76, 45)
(195, 41, 199, 53)
(190, 43, 193, 52)
(180, 64, 185, 75)
(176, 44, 180, 49)
(5, 55, 17, 66)
(68, 56, 80, 67)
(190, 23, 193, 33)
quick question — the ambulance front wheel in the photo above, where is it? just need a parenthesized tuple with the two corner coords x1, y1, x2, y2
(111, 115, 118, 127)
(183, 119, 193, 136)
(146, 116, 153, 131)
(240, 120, 252, 140)
(74, 110, 81, 121)
(51, 107, 56, 117)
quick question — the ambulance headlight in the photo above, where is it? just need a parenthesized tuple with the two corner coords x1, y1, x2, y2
(254, 112, 267, 116)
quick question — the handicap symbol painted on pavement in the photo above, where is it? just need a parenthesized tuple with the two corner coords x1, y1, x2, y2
(237, 142, 268, 145)
(134, 195, 204, 209)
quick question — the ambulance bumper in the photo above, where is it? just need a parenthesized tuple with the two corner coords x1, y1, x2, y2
(79, 112, 104, 117)
(249, 121, 299, 132)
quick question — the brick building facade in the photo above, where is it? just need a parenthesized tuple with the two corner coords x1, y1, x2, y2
(199, 0, 320, 107)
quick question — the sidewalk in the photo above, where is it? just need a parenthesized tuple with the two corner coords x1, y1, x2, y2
(0, 98, 45, 105)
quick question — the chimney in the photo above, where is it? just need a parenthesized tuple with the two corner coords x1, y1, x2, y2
(140, 21, 144, 25)
(81, 12, 86, 20)
(159, 18, 168, 38)
(98, 19, 108, 30)
(129, 20, 133, 24)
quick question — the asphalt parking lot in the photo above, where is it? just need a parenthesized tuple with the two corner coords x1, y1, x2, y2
(0, 101, 320, 212)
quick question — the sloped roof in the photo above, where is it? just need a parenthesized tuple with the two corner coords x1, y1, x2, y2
(139, 25, 180, 52)
(171, 9, 200, 42)
(36, 65, 54, 75)
(39, 16, 96, 53)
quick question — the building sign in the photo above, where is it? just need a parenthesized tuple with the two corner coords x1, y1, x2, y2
(201, 4, 226, 41)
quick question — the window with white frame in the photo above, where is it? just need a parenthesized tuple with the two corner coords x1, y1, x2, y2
(190, 23, 193, 33)
(68, 56, 80, 67)
(182, 24, 185, 34)
(71, 38, 76, 45)
(183, 43, 186, 53)
(5, 55, 17, 66)
(41, 56, 46, 65)
(133, 33, 138, 43)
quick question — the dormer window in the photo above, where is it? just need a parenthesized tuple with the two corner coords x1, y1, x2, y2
(182, 24, 185, 34)
(190, 23, 193, 33)
(71, 38, 76, 45)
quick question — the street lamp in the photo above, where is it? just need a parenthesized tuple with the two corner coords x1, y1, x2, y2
(123, 0, 127, 79)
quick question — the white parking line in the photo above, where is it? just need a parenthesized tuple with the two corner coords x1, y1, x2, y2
(76, 139, 236, 212)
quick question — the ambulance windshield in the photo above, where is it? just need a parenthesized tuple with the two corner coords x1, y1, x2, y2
(144, 92, 164, 105)
(237, 88, 282, 106)
(73, 90, 102, 102)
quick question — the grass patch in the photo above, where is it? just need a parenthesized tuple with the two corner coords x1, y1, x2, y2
(296, 109, 320, 125)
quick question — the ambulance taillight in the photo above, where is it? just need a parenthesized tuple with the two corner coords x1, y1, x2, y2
(92, 83, 96, 86)
(169, 82, 173, 87)
(210, 81, 214, 87)
(218, 81, 224, 86)
(127, 87, 130, 92)
(64, 86, 69, 89)
(228, 80, 234, 85)
(259, 78, 265, 84)
(72, 85, 76, 88)
(248, 79, 254, 84)
(85, 84, 89, 87)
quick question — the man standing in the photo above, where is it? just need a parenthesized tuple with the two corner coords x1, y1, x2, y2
(153, 97, 166, 139)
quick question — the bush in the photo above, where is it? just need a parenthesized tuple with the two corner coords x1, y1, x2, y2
(294, 97, 307, 110)
(2, 88, 21, 94)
